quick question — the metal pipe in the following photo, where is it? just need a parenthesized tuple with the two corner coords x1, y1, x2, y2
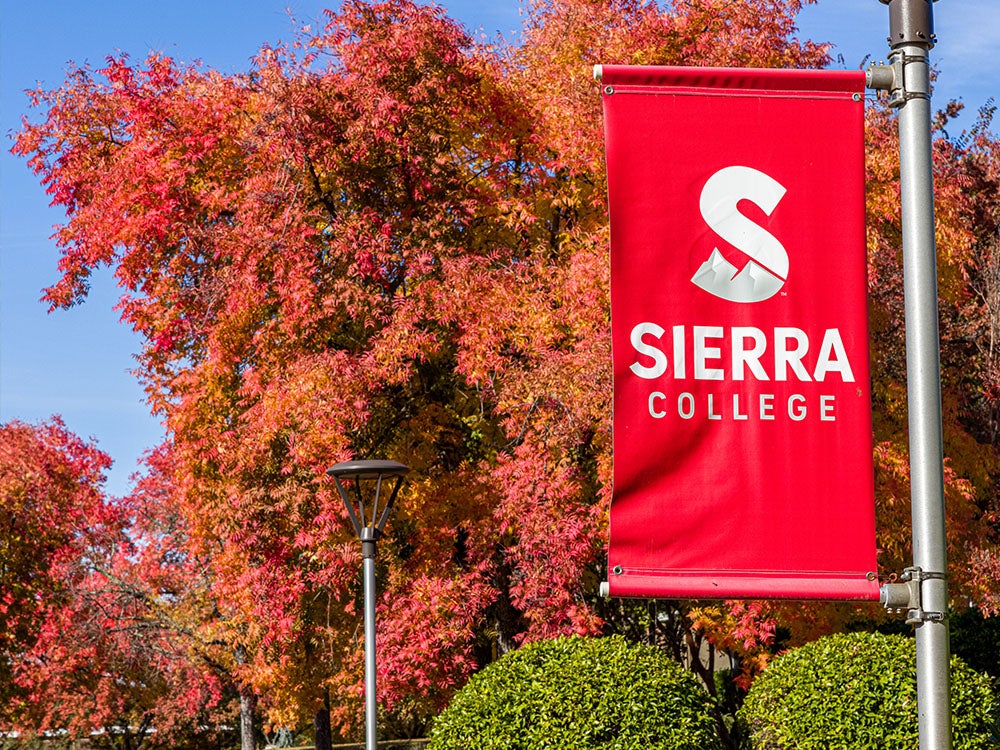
(878, 1, 951, 748)
(897, 44, 952, 749)
(363, 545, 378, 750)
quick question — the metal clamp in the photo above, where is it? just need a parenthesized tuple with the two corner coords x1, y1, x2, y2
(880, 567, 947, 625)
(865, 60, 898, 93)
(866, 48, 930, 109)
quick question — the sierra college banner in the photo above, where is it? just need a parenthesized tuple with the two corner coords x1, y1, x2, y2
(602, 65, 880, 601)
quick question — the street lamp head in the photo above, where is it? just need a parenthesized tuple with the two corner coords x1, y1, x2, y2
(326, 459, 410, 544)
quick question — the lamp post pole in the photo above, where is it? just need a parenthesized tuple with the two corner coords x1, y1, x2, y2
(327, 460, 410, 750)
(869, 2, 951, 748)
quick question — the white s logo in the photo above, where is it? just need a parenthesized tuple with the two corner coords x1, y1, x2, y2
(691, 166, 788, 303)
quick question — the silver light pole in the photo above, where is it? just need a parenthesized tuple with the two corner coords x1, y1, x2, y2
(868, 1, 951, 748)
(327, 459, 410, 750)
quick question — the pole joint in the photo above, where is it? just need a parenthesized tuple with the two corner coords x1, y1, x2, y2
(879, 0, 937, 49)
(869, 0, 934, 108)
(361, 537, 377, 560)
(880, 567, 947, 625)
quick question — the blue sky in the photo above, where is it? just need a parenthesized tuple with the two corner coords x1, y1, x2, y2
(2, 0, 998, 497)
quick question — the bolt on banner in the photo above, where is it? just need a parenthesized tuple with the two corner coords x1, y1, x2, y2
(600, 65, 880, 601)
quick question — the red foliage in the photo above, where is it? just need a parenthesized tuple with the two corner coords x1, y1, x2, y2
(0, 417, 112, 680)
(1, 425, 232, 744)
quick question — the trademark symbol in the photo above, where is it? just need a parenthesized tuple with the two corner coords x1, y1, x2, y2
(781, 291, 788, 297)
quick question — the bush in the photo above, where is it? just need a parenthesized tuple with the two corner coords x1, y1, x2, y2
(951, 608, 1000, 683)
(739, 631, 1000, 749)
(427, 635, 722, 750)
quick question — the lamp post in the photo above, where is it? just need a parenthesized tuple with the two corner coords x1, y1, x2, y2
(326, 459, 410, 750)
(868, 2, 950, 748)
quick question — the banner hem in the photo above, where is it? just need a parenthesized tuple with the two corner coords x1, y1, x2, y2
(608, 572, 881, 602)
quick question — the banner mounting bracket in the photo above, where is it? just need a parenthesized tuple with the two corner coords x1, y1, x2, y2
(880, 566, 948, 625)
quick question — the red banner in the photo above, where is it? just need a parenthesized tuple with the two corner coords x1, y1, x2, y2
(603, 66, 880, 600)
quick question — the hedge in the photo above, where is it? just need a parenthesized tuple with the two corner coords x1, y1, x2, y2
(427, 635, 722, 750)
(739, 631, 999, 749)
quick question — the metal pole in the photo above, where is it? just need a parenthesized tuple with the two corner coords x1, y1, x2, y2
(362, 536, 378, 750)
(876, 2, 951, 748)
(327, 461, 408, 750)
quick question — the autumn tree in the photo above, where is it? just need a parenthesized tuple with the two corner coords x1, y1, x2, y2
(14, 0, 550, 738)
(11, 0, 1000, 742)
(11, 543, 231, 750)
(0, 421, 235, 749)
(864, 97, 1000, 607)
(0, 417, 113, 713)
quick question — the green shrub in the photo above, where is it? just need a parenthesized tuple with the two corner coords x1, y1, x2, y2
(739, 631, 1000, 749)
(427, 635, 722, 750)
(951, 608, 1000, 682)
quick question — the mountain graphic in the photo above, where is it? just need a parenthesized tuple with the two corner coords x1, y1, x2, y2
(690, 248, 785, 303)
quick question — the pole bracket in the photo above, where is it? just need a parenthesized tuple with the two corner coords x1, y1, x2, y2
(866, 48, 929, 108)
(866, 62, 897, 93)
(880, 567, 947, 625)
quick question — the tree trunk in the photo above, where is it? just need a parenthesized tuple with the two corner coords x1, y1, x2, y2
(240, 687, 258, 750)
(490, 556, 524, 659)
(314, 704, 332, 750)
(235, 645, 257, 750)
